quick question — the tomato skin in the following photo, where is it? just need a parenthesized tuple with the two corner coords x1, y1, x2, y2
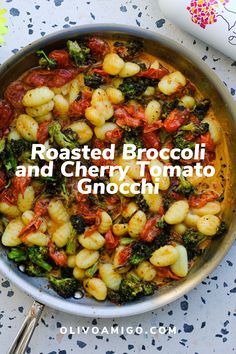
(12, 175, 31, 196)
(34, 198, 49, 216)
(24, 68, 79, 88)
(88, 37, 110, 59)
(48, 50, 71, 68)
(198, 132, 215, 151)
(163, 108, 189, 133)
(0, 100, 14, 129)
(189, 190, 219, 208)
(68, 98, 90, 118)
(0, 171, 6, 190)
(104, 229, 119, 250)
(118, 245, 132, 265)
(37, 121, 51, 144)
(142, 131, 161, 150)
(105, 128, 123, 143)
(140, 216, 161, 242)
(137, 67, 169, 79)
(91, 68, 109, 77)
(155, 266, 181, 280)
(114, 107, 142, 128)
(4, 81, 26, 109)
(48, 240, 68, 267)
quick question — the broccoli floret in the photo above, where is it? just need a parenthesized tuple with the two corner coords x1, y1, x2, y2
(36, 50, 57, 69)
(173, 132, 195, 150)
(216, 221, 228, 237)
(48, 275, 79, 298)
(161, 99, 178, 120)
(8, 247, 27, 262)
(129, 222, 170, 266)
(129, 242, 154, 265)
(135, 194, 149, 213)
(174, 174, 194, 196)
(48, 122, 77, 149)
(85, 262, 98, 278)
(123, 127, 143, 149)
(180, 122, 209, 137)
(107, 274, 155, 303)
(28, 246, 52, 272)
(66, 228, 78, 255)
(0, 139, 32, 178)
(70, 215, 86, 234)
(193, 99, 210, 120)
(25, 263, 47, 277)
(40, 171, 68, 198)
(67, 40, 90, 66)
(84, 73, 105, 88)
(119, 77, 155, 100)
(114, 40, 143, 59)
(182, 229, 206, 259)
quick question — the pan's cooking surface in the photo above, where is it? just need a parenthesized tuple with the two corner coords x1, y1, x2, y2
(0, 24, 235, 318)
(0, 1, 236, 352)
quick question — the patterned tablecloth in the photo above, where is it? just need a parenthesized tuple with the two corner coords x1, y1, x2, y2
(0, 1, 235, 353)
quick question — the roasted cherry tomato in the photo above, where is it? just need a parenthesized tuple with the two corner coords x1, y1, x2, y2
(0, 100, 14, 129)
(105, 128, 123, 144)
(104, 229, 119, 250)
(88, 37, 110, 59)
(4, 81, 26, 109)
(197, 132, 215, 152)
(140, 216, 161, 242)
(68, 98, 90, 118)
(118, 245, 132, 265)
(189, 190, 219, 208)
(37, 121, 51, 144)
(163, 108, 189, 133)
(137, 67, 169, 79)
(24, 68, 79, 88)
(48, 240, 68, 267)
(48, 50, 71, 68)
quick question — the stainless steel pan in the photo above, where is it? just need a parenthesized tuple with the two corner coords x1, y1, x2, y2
(0, 24, 236, 353)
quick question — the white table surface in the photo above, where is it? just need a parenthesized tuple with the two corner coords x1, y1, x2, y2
(0, 1, 236, 353)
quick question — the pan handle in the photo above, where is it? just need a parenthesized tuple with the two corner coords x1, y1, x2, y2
(7, 300, 44, 354)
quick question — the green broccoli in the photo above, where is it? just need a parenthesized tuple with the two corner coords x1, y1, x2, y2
(123, 127, 143, 149)
(119, 77, 155, 100)
(67, 40, 90, 66)
(182, 229, 207, 259)
(48, 122, 77, 149)
(161, 99, 178, 120)
(173, 132, 195, 150)
(129, 222, 170, 266)
(180, 122, 209, 137)
(25, 263, 47, 277)
(84, 73, 105, 88)
(8, 247, 28, 262)
(28, 246, 52, 272)
(114, 40, 143, 59)
(70, 215, 86, 234)
(66, 228, 78, 255)
(174, 174, 194, 196)
(193, 99, 210, 120)
(129, 242, 154, 265)
(216, 221, 228, 237)
(48, 275, 79, 298)
(0, 139, 32, 178)
(107, 273, 155, 303)
(135, 194, 149, 213)
(36, 50, 57, 69)
(85, 262, 98, 278)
